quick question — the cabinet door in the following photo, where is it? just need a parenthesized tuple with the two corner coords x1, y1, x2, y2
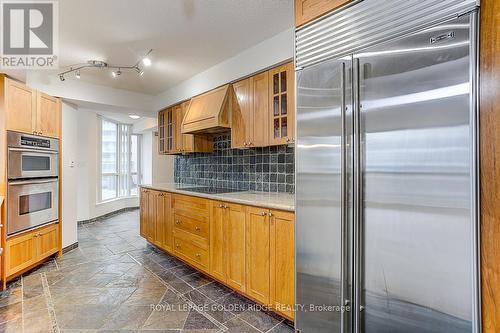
(270, 211, 295, 319)
(232, 78, 252, 148)
(36, 91, 60, 138)
(269, 63, 295, 145)
(246, 206, 271, 304)
(166, 108, 175, 153)
(147, 191, 157, 242)
(295, 0, 351, 27)
(173, 104, 183, 153)
(252, 71, 269, 147)
(158, 110, 166, 154)
(226, 203, 246, 292)
(163, 193, 173, 252)
(36, 223, 59, 260)
(5, 78, 36, 134)
(154, 192, 166, 248)
(140, 189, 149, 238)
(5, 230, 36, 277)
(210, 202, 226, 282)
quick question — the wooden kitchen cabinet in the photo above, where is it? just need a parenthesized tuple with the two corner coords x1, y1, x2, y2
(270, 210, 295, 319)
(139, 188, 295, 320)
(210, 201, 247, 292)
(232, 72, 269, 149)
(210, 202, 227, 281)
(158, 107, 175, 154)
(36, 223, 59, 260)
(4, 230, 36, 277)
(158, 102, 213, 155)
(4, 223, 59, 278)
(269, 62, 295, 145)
(5, 78, 60, 138)
(246, 206, 271, 304)
(36, 91, 61, 138)
(295, 0, 352, 27)
(154, 191, 172, 251)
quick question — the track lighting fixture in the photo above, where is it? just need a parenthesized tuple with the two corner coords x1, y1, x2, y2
(57, 49, 153, 81)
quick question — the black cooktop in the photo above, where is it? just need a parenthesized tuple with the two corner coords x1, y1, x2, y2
(181, 187, 244, 194)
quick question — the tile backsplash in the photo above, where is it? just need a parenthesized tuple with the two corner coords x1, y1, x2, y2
(174, 134, 295, 193)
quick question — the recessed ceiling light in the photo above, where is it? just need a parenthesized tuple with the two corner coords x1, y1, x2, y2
(129, 114, 140, 119)
(142, 57, 152, 67)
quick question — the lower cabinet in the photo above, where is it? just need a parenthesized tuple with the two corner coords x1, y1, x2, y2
(246, 206, 271, 304)
(209, 202, 246, 293)
(141, 189, 173, 250)
(5, 223, 59, 278)
(270, 210, 295, 319)
(139, 187, 295, 320)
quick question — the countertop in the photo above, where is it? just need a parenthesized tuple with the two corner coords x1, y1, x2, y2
(140, 183, 295, 212)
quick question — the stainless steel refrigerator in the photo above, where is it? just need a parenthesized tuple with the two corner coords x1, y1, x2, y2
(295, 0, 480, 332)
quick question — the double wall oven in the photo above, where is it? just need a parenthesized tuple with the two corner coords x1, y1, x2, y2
(7, 131, 59, 235)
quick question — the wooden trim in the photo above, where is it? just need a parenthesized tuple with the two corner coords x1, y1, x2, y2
(480, 1, 500, 331)
(57, 97, 62, 257)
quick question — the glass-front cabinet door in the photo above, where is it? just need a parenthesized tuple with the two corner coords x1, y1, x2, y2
(269, 62, 295, 145)
(158, 110, 166, 153)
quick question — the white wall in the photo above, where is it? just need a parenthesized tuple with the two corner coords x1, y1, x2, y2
(152, 133, 174, 183)
(61, 102, 78, 247)
(141, 131, 153, 184)
(154, 28, 294, 110)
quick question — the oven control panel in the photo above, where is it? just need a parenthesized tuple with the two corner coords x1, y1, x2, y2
(20, 136, 51, 148)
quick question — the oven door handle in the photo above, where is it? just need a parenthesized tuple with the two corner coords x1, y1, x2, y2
(8, 147, 58, 154)
(8, 179, 58, 186)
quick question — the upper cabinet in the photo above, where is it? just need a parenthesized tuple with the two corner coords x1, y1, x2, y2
(36, 91, 61, 138)
(231, 72, 269, 149)
(4, 78, 60, 138)
(158, 101, 213, 155)
(269, 62, 295, 145)
(295, 0, 352, 27)
(232, 62, 295, 148)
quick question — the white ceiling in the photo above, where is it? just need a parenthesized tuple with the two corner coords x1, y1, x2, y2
(51, 0, 293, 95)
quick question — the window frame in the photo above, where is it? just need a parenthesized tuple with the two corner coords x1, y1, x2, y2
(98, 117, 142, 203)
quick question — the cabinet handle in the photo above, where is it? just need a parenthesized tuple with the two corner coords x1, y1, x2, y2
(195, 226, 201, 231)
(223, 204, 228, 209)
(286, 137, 290, 142)
(175, 220, 181, 225)
(261, 212, 266, 216)
(176, 244, 180, 249)
(218, 204, 224, 208)
(195, 253, 201, 259)
(268, 212, 273, 217)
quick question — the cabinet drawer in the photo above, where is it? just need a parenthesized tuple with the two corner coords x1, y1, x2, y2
(173, 194, 210, 214)
(173, 212, 209, 240)
(173, 237, 209, 270)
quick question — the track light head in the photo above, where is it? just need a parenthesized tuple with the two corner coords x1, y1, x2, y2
(59, 74, 65, 81)
(142, 57, 151, 67)
(75, 70, 81, 79)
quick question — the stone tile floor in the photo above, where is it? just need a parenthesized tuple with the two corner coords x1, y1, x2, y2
(0, 209, 295, 333)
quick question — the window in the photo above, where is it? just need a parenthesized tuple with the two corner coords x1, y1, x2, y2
(99, 118, 142, 202)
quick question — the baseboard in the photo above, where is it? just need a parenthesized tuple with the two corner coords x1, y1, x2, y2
(77, 206, 139, 225)
(62, 242, 79, 253)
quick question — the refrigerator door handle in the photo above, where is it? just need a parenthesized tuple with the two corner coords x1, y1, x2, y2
(352, 57, 362, 333)
(340, 61, 347, 332)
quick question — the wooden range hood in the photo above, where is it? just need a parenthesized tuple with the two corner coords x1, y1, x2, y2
(182, 84, 234, 134)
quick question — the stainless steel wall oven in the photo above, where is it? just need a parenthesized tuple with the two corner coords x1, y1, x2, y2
(7, 131, 59, 235)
